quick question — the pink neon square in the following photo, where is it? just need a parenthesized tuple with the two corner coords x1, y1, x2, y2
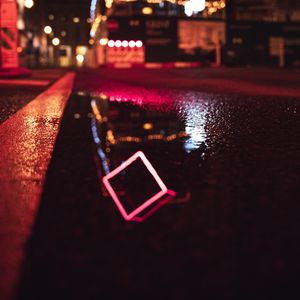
(102, 151, 176, 222)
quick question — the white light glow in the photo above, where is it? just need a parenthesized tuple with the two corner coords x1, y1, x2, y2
(115, 40, 122, 47)
(52, 38, 60, 46)
(184, 0, 205, 16)
(90, 0, 97, 20)
(24, 0, 34, 9)
(44, 26, 52, 34)
(99, 38, 108, 46)
(136, 40, 143, 48)
(108, 40, 115, 47)
(122, 40, 129, 47)
(129, 40, 135, 48)
(76, 54, 84, 64)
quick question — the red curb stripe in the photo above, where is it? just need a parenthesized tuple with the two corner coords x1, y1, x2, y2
(0, 72, 75, 300)
(0, 79, 50, 86)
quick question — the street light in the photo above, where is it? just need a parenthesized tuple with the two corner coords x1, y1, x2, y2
(24, 0, 34, 9)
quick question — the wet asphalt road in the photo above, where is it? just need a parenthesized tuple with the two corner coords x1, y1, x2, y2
(0, 69, 66, 124)
(17, 68, 299, 300)
(0, 86, 44, 124)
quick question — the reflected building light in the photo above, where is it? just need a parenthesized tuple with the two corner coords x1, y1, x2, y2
(182, 101, 208, 153)
(91, 118, 110, 175)
(90, 0, 97, 20)
(91, 99, 103, 122)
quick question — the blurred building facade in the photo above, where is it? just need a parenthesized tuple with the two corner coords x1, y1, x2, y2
(226, 0, 300, 66)
(11, 0, 300, 67)
(42, 0, 91, 67)
(90, 0, 300, 67)
(16, 0, 91, 67)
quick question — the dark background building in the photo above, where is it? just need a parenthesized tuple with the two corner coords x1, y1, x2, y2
(225, 0, 300, 66)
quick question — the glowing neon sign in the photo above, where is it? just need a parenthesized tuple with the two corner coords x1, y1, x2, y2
(102, 151, 176, 222)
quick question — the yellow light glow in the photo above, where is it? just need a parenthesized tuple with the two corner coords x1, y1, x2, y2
(52, 38, 60, 46)
(142, 7, 153, 15)
(89, 39, 95, 45)
(105, 0, 113, 8)
(146, 0, 161, 3)
(143, 123, 153, 130)
(24, 0, 34, 9)
(76, 54, 84, 64)
(99, 38, 108, 46)
(208, 7, 217, 14)
(73, 17, 80, 23)
(44, 26, 52, 34)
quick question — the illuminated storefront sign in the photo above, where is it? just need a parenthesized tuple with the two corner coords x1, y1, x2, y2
(0, 0, 19, 68)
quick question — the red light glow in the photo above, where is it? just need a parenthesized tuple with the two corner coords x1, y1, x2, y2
(102, 151, 176, 222)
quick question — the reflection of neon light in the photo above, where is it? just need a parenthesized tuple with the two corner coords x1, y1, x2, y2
(102, 151, 176, 221)
(182, 102, 208, 153)
(91, 117, 110, 175)
(90, 0, 97, 20)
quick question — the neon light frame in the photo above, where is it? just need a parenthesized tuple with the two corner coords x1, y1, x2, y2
(102, 151, 176, 222)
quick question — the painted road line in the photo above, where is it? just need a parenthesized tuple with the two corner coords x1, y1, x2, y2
(0, 79, 51, 86)
(0, 72, 75, 300)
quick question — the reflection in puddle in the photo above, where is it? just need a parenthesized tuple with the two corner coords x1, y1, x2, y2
(90, 92, 209, 221)
(180, 101, 208, 153)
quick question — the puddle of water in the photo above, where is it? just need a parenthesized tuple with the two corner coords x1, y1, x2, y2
(90, 92, 209, 220)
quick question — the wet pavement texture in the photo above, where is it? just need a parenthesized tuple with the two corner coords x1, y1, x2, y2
(0, 86, 44, 124)
(0, 69, 65, 124)
(17, 69, 299, 300)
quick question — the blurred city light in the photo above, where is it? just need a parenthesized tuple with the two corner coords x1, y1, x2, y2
(184, 0, 205, 16)
(76, 54, 85, 64)
(44, 26, 52, 35)
(108, 40, 115, 47)
(136, 40, 143, 48)
(142, 7, 153, 15)
(73, 17, 80, 23)
(129, 40, 135, 48)
(121, 40, 129, 47)
(24, 0, 34, 9)
(115, 40, 122, 47)
(52, 38, 60, 46)
(99, 38, 108, 46)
